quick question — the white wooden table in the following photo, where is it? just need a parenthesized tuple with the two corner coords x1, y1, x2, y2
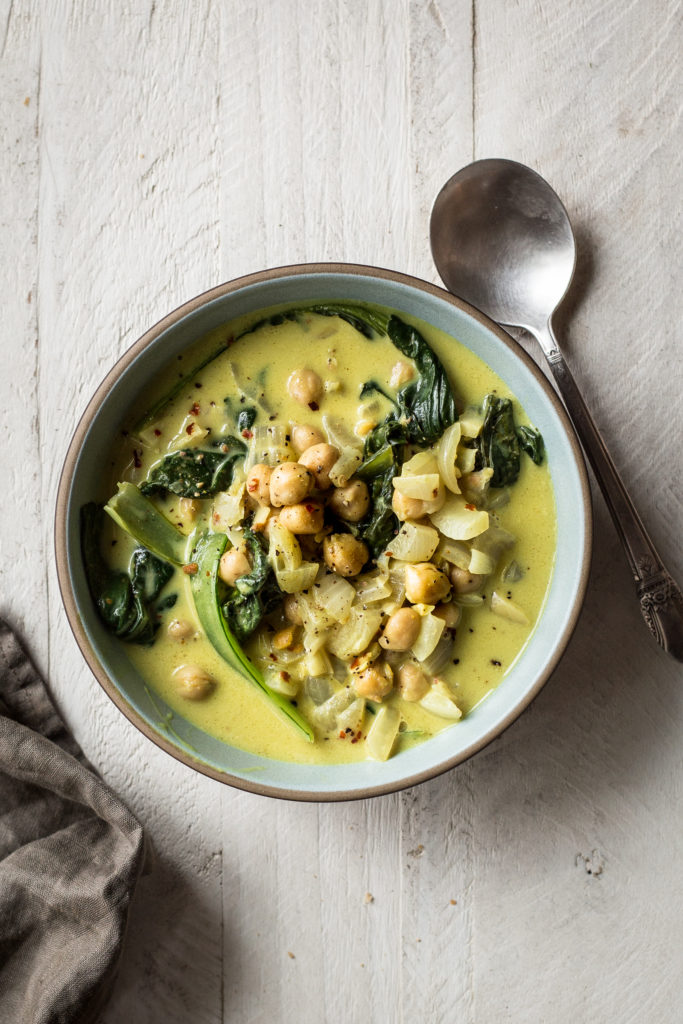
(2, 2, 682, 1020)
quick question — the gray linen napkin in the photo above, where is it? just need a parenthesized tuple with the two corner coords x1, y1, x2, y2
(0, 618, 148, 1024)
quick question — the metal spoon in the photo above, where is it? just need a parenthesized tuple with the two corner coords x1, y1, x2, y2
(430, 157, 683, 661)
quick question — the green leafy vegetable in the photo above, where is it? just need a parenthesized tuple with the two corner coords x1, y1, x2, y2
(387, 316, 459, 446)
(104, 482, 189, 564)
(237, 406, 257, 433)
(352, 446, 401, 559)
(516, 424, 545, 465)
(222, 529, 281, 642)
(139, 437, 246, 498)
(81, 503, 174, 645)
(474, 396, 544, 486)
(237, 303, 390, 342)
(190, 531, 313, 742)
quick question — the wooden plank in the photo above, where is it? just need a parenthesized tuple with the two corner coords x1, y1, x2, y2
(28, 4, 225, 1020)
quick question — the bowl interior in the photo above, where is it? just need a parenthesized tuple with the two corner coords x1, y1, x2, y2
(58, 266, 591, 800)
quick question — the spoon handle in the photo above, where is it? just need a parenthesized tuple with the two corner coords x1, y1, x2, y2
(538, 321, 683, 661)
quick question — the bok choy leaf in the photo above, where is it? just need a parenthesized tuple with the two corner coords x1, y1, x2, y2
(190, 531, 313, 742)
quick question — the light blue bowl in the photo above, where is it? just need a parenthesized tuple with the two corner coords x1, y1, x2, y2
(56, 264, 592, 801)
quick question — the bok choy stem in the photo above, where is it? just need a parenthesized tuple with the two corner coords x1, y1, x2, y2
(104, 482, 189, 565)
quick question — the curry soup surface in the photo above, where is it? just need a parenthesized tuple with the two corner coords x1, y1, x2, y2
(102, 306, 556, 764)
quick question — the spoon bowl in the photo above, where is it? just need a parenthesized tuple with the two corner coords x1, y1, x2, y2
(430, 159, 576, 335)
(430, 158, 683, 660)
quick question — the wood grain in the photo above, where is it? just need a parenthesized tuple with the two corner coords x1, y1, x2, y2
(1, 1, 681, 1021)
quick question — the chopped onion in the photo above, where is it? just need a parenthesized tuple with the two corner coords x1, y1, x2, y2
(420, 680, 462, 720)
(401, 450, 439, 476)
(411, 613, 445, 661)
(459, 408, 484, 438)
(419, 633, 455, 675)
(211, 482, 246, 530)
(266, 671, 299, 698)
(461, 468, 494, 506)
(329, 445, 363, 487)
(327, 606, 383, 660)
(468, 548, 495, 576)
(276, 562, 319, 595)
(470, 524, 515, 574)
(365, 704, 401, 761)
(305, 648, 333, 678)
(491, 591, 529, 625)
(429, 495, 489, 540)
(310, 687, 354, 731)
(436, 538, 471, 570)
(305, 676, 334, 705)
(337, 698, 365, 734)
(436, 422, 462, 494)
(393, 473, 442, 500)
(384, 521, 439, 562)
(313, 573, 356, 622)
(457, 445, 477, 474)
(246, 424, 293, 469)
(322, 414, 363, 452)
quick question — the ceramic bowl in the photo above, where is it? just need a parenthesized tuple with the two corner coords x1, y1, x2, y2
(56, 263, 591, 801)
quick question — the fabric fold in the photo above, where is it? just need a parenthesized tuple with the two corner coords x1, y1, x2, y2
(0, 618, 148, 1024)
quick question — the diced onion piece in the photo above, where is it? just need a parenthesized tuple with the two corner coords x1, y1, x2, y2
(457, 445, 477, 474)
(277, 562, 319, 595)
(247, 424, 293, 469)
(329, 445, 363, 487)
(298, 592, 336, 632)
(327, 606, 383, 660)
(365, 705, 401, 761)
(420, 680, 463, 720)
(305, 676, 334, 705)
(411, 612, 445, 662)
(401, 450, 438, 476)
(211, 483, 246, 530)
(468, 548, 495, 576)
(393, 473, 441, 500)
(420, 634, 455, 675)
(459, 409, 484, 438)
(266, 671, 299, 697)
(453, 593, 485, 607)
(336, 698, 365, 734)
(168, 415, 209, 450)
(303, 626, 328, 656)
(322, 415, 362, 452)
(354, 572, 392, 605)
(313, 573, 356, 623)
(251, 505, 271, 532)
(387, 567, 406, 608)
(436, 538, 471, 570)
(310, 688, 354, 731)
(268, 520, 309, 591)
(491, 591, 529, 625)
(436, 422, 462, 494)
(305, 648, 333, 678)
(429, 495, 489, 540)
(384, 522, 439, 562)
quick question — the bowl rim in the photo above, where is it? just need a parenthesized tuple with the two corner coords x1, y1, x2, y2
(55, 261, 592, 802)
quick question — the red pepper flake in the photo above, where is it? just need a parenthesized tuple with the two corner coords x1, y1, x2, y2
(247, 481, 258, 492)
(153, 428, 162, 437)
(241, 429, 253, 439)
(465, 502, 475, 511)
(186, 422, 196, 435)
(189, 402, 200, 415)
(183, 563, 198, 575)
(133, 449, 142, 468)
(269, 653, 277, 661)
(338, 730, 346, 739)
(280, 671, 290, 682)
(308, 401, 319, 411)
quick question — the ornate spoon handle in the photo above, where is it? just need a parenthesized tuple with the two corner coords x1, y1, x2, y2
(536, 321, 683, 661)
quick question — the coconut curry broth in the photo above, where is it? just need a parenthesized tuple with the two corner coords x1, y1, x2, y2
(104, 308, 556, 764)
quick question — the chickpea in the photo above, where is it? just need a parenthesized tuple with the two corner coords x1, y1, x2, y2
(404, 563, 451, 605)
(323, 533, 369, 577)
(390, 360, 415, 389)
(328, 479, 370, 522)
(379, 607, 422, 651)
(396, 662, 430, 702)
(298, 443, 339, 490)
(353, 662, 394, 702)
(291, 423, 325, 455)
(434, 602, 462, 629)
(167, 618, 194, 641)
(278, 501, 324, 535)
(219, 545, 252, 586)
(246, 463, 272, 506)
(174, 665, 215, 701)
(288, 367, 323, 407)
(392, 489, 428, 521)
(269, 462, 314, 507)
(449, 565, 486, 594)
(178, 497, 201, 523)
(283, 594, 303, 625)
